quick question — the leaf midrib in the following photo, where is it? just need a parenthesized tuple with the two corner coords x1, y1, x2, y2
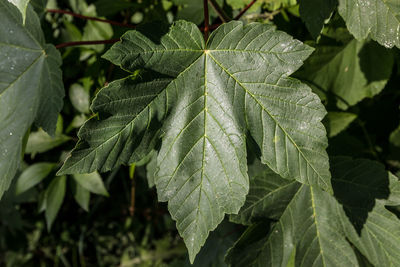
(0, 52, 43, 98)
(207, 52, 329, 190)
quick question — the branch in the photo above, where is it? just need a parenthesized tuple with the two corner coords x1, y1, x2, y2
(46, 9, 136, 29)
(203, 0, 210, 41)
(234, 0, 257, 20)
(55, 39, 120, 49)
(208, 0, 231, 22)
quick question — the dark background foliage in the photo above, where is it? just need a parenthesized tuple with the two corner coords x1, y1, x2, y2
(1, 0, 400, 266)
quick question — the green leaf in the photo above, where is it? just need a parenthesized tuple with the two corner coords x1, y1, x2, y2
(230, 159, 300, 225)
(15, 162, 55, 195)
(0, 0, 64, 199)
(70, 178, 90, 211)
(7, 0, 30, 24)
(227, 157, 400, 266)
(45, 176, 66, 231)
(390, 124, 400, 147)
(235, 185, 358, 266)
(225, 222, 271, 266)
(324, 111, 357, 137)
(72, 172, 108, 196)
(298, 0, 337, 38)
(295, 39, 393, 109)
(30, 0, 47, 17)
(331, 158, 400, 266)
(81, 4, 113, 52)
(145, 150, 157, 188)
(338, 0, 400, 48)
(59, 21, 329, 261)
(69, 83, 90, 114)
(25, 129, 71, 155)
(188, 221, 241, 267)
(331, 157, 390, 234)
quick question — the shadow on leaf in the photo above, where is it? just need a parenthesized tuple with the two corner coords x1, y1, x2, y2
(358, 41, 394, 84)
(331, 157, 389, 235)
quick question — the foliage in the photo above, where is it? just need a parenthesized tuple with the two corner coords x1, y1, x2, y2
(1, 0, 400, 266)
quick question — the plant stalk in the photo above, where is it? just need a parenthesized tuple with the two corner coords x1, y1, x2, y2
(129, 164, 136, 217)
(234, 0, 257, 20)
(203, 0, 210, 41)
(208, 0, 231, 22)
(55, 39, 120, 49)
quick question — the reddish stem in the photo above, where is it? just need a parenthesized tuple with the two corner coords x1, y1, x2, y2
(234, 0, 257, 20)
(55, 39, 120, 49)
(203, 0, 210, 41)
(46, 9, 136, 29)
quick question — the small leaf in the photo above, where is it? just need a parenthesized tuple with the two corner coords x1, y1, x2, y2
(81, 4, 113, 52)
(45, 176, 66, 231)
(69, 83, 90, 114)
(390, 124, 400, 147)
(338, 0, 400, 48)
(70, 178, 90, 211)
(324, 112, 357, 137)
(25, 129, 71, 156)
(15, 162, 55, 195)
(72, 172, 109, 196)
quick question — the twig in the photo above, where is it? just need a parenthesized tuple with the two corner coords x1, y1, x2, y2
(46, 9, 136, 29)
(208, 0, 230, 22)
(55, 39, 120, 49)
(129, 164, 136, 217)
(199, 24, 220, 32)
(203, 0, 210, 41)
(234, 0, 257, 20)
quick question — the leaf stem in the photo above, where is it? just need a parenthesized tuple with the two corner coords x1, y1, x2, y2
(55, 39, 120, 49)
(46, 9, 136, 29)
(208, 0, 231, 22)
(203, 0, 210, 41)
(234, 0, 257, 20)
(357, 119, 379, 159)
(129, 164, 136, 217)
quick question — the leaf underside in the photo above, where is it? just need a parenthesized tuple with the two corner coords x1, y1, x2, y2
(59, 20, 330, 261)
